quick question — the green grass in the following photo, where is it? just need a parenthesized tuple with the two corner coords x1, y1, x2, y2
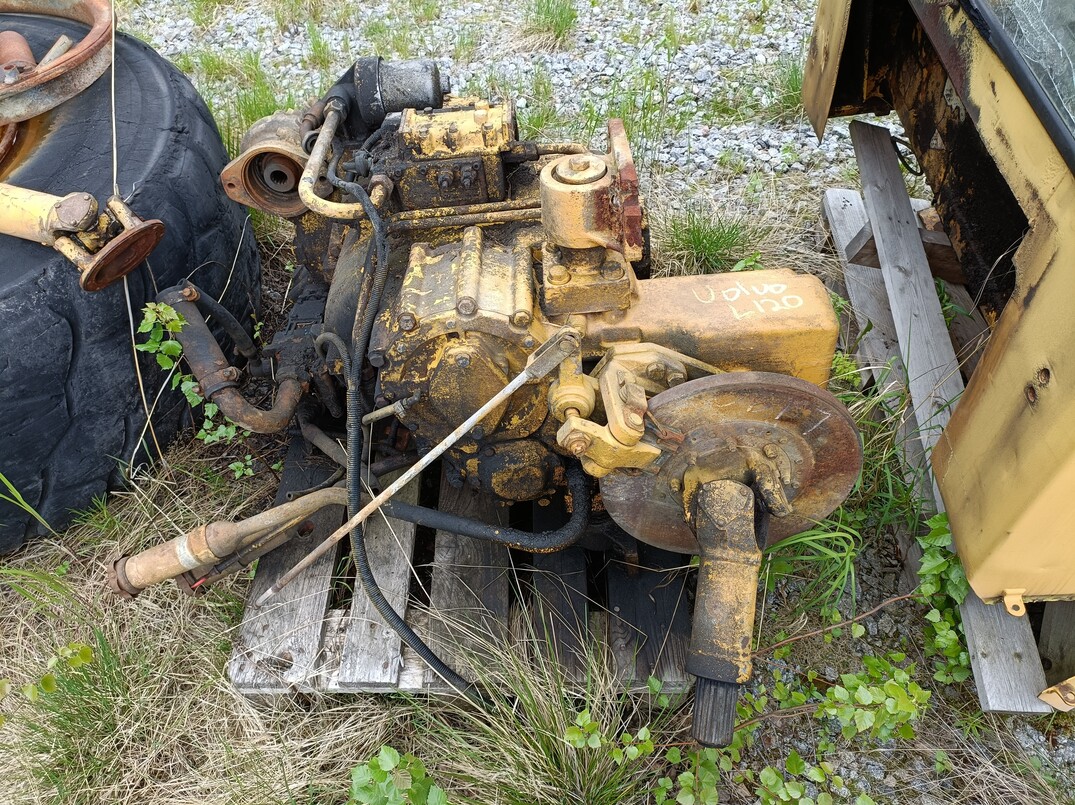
(211, 54, 296, 159)
(190, 0, 225, 27)
(517, 67, 563, 139)
(364, 17, 418, 59)
(453, 27, 480, 63)
(273, 0, 327, 31)
(655, 205, 770, 274)
(769, 54, 804, 120)
(307, 22, 333, 72)
(523, 0, 578, 44)
(764, 511, 862, 613)
(406, 612, 683, 805)
(407, 0, 441, 23)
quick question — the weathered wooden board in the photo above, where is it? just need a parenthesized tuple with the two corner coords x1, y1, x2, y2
(606, 541, 692, 690)
(845, 220, 964, 285)
(426, 473, 512, 689)
(531, 493, 588, 679)
(850, 122, 1050, 714)
(325, 471, 422, 691)
(229, 438, 344, 696)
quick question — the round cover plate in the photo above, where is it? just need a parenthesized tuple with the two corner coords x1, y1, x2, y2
(599, 372, 862, 553)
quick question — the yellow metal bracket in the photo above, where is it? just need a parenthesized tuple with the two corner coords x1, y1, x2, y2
(1002, 589, 1027, 617)
(1039, 677, 1075, 712)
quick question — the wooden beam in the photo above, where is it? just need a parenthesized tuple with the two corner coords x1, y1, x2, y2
(229, 438, 343, 696)
(845, 220, 966, 285)
(327, 470, 421, 691)
(851, 120, 1050, 714)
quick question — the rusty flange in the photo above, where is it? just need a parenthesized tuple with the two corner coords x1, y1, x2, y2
(0, 0, 113, 125)
(600, 372, 862, 553)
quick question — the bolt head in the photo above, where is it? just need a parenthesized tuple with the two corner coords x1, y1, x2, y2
(564, 431, 592, 455)
(646, 362, 665, 381)
(181, 286, 198, 301)
(399, 313, 417, 332)
(627, 411, 644, 428)
(455, 354, 471, 368)
(457, 297, 477, 316)
(511, 310, 532, 328)
(667, 371, 686, 386)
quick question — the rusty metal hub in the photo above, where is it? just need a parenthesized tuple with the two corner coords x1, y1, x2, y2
(600, 372, 862, 553)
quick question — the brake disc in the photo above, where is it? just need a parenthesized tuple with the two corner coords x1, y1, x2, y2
(600, 372, 862, 553)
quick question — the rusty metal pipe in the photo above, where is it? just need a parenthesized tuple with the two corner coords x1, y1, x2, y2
(0, 30, 35, 71)
(297, 103, 393, 221)
(157, 285, 304, 433)
(109, 487, 348, 597)
(390, 197, 539, 222)
(387, 207, 542, 234)
(0, 0, 114, 125)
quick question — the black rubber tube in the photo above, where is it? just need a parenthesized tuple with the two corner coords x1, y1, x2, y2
(330, 162, 478, 697)
(378, 462, 590, 553)
(187, 282, 259, 363)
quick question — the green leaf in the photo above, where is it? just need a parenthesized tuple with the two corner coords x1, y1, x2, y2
(427, 786, 448, 805)
(925, 609, 942, 623)
(377, 746, 401, 772)
(759, 766, 782, 788)
(851, 623, 866, 638)
(805, 766, 826, 783)
(785, 749, 806, 776)
(39, 673, 57, 694)
(666, 747, 682, 764)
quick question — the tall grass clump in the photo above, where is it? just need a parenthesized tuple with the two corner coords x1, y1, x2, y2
(656, 205, 770, 274)
(769, 54, 804, 120)
(523, 0, 578, 45)
(407, 610, 686, 804)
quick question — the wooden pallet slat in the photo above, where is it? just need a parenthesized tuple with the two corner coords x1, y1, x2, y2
(606, 542, 692, 690)
(426, 474, 512, 689)
(531, 495, 589, 679)
(326, 471, 422, 692)
(229, 438, 344, 696)
(848, 120, 1050, 714)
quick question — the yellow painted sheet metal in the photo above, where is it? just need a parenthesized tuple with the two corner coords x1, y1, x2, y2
(931, 9, 1075, 602)
(804, 0, 853, 140)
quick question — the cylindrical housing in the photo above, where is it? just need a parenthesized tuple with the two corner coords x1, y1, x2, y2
(539, 154, 616, 250)
(353, 57, 450, 129)
(0, 183, 96, 244)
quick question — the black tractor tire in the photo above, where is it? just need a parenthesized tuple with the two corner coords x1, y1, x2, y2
(0, 17, 260, 552)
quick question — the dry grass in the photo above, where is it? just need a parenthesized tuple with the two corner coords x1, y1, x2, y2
(0, 444, 403, 805)
(646, 172, 844, 283)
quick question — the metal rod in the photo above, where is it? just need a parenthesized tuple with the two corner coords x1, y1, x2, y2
(387, 207, 542, 234)
(389, 197, 539, 222)
(255, 328, 580, 605)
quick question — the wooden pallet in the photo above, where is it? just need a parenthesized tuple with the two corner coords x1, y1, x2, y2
(821, 120, 1071, 714)
(228, 436, 693, 695)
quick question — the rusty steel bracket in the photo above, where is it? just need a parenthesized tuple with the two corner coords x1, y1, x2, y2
(1039, 677, 1075, 712)
(0, 0, 113, 125)
(685, 478, 763, 747)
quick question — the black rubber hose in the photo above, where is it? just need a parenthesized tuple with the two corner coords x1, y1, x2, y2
(187, 282, 259, 363)
(378, 462, 590, 553)
(335, 173, 477, 697)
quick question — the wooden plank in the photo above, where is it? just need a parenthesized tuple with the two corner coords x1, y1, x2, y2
(530, 493, 588, 679)
(846, 221, 965, 285)
(851, 121, 1050, 714)
(229, 438, 343, 695)
(851, 120, 965, 467)
(426, 472, 512, 688)
(823, 189, 928, 591)
(532, 547, 589, 680)
(606, 541, 691, 690)
(1038, 602, 1075, 686)
(326, 470, 421, 691)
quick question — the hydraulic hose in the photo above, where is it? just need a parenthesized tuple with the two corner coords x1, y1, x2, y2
(378, 462, 590, 553)
(329, 161, 478, 697)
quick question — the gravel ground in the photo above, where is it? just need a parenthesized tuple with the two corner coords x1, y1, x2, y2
(119, 1, 1074, 802)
